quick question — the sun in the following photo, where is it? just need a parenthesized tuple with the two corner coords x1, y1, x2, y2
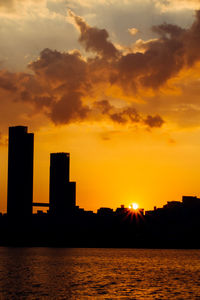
(129, 203, 139, 210)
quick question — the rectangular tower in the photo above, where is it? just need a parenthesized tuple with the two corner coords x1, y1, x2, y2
(49, 153, 76, 216)
(7, 126, 34, 218)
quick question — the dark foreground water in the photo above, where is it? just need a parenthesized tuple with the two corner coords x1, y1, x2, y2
(0, 248, 199, 299)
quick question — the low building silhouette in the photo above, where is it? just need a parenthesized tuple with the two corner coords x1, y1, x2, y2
(97, 207, 114, 217)
(182, 196, 200, 207)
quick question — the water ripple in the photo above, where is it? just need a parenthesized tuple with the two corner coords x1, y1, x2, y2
(0, 248, 199, 299)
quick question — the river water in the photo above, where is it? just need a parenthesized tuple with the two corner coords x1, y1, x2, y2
(0, 247, 199, 299)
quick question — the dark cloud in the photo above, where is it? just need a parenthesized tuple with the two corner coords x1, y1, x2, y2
(49, 92, 90, 124)
(29, 48, 88, 91)
(110, 112, 127, 124)
(4, 10, 200, 129)
(94, 100, 164, 127)
(144, 115, 165, 128)
(111, 10, 200, 91)
(152, 23, 185, 38)
(69, 10, 118, 59)
(0, 71, 18, 92)
(68, 10, 200, 92)
(109, 107, 141, 124)
(94, 100, 112, 114)
(116, 27, 185, 90)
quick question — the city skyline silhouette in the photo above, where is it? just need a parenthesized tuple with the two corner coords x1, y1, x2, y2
(0, 125, 200, 248)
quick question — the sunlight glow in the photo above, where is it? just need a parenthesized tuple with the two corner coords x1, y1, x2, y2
(129, 203, 139, 210)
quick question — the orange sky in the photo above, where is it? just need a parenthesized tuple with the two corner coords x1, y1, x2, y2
(1, 1, 200, 213)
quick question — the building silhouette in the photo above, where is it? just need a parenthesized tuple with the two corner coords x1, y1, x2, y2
(7, 126, 34, 218)
(4, 125, 200, 248)
(49, 153, 76, 216)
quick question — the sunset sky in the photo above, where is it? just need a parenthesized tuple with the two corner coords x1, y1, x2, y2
(1, 0, 200, 213)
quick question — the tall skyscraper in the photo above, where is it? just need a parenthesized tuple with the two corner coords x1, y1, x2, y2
(49, 153, 76, 216)
(7, 126, 34, 218)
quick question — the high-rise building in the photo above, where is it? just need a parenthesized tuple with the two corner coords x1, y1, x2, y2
(7, 126, 34, 218)
(49, 153, 76, 216)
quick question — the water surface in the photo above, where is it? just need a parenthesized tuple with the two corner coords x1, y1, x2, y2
(0, 247, 199, 299)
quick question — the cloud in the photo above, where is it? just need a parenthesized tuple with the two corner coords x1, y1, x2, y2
(144, 115, 164, 128)
(4, 10, 200, 129)
(68, 10, 187, 91)
(0, 0, 79, 72)
(94, 100, 164, 128)
(49, 92, 90, 124)
(0, 0, 13, 6)
(109, 106, 140, 124)
(68, 10, 118, 59)
(94, 99, 112, 114)
(128, 28, 139, 36)
(0, 0, 197, 73)
(155, 0, 200, 11)
(0, 0, 43, 10)
(29, 48, 88, 90)
(0, 71, 18, 92)
(0, 0, 46, 18)
(115, 10, 200, 92)
(68, 0, 200, 11)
